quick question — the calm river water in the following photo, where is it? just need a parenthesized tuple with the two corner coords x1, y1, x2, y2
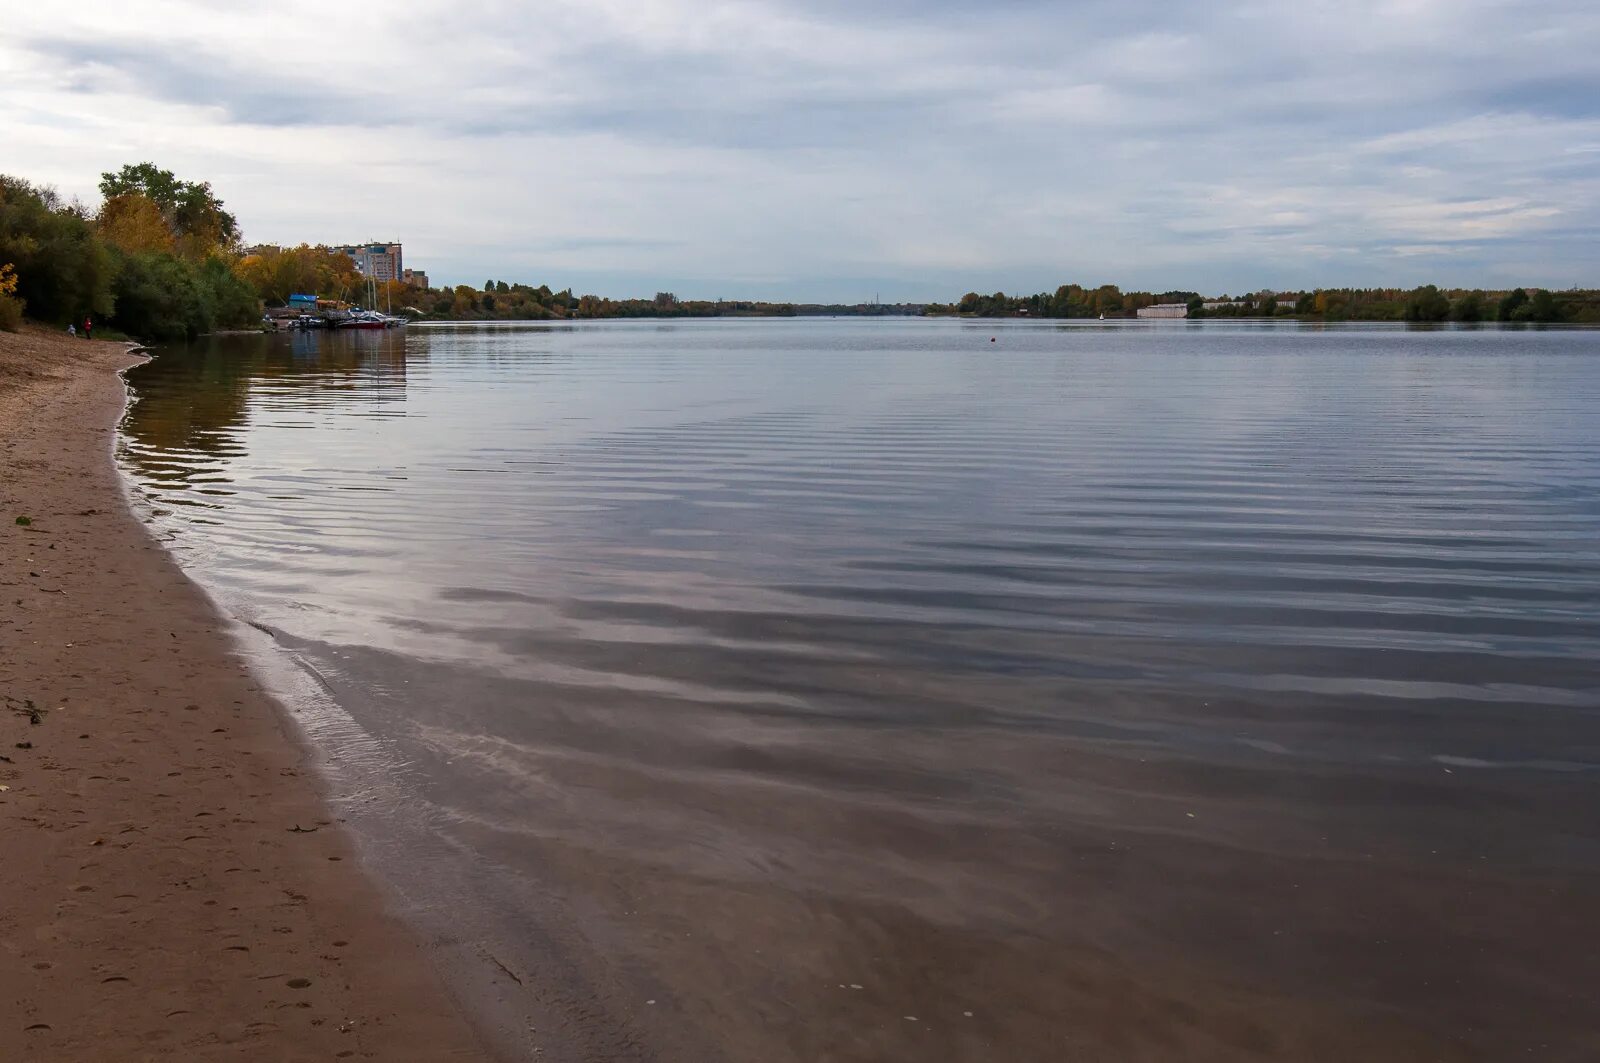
(121, 320, 1600, 1062)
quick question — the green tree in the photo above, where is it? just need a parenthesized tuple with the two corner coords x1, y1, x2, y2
(109, 251, 207, 341)
(1451, 291, 1484, 322)
(1497, 288, 1528, 321)
(1403, 285, 1450, 322)
(1527, 288, 1559, 322)
(105, 248, 258, 341)
(198, 256, 259, 328)
(1091, 284, 1123, 314)
(0, 175, 116, 323)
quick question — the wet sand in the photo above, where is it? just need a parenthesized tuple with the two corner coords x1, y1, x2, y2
(0, 327, 489, 1061)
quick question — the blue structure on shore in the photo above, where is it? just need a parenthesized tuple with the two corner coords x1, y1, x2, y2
(288, 293, 318, 312)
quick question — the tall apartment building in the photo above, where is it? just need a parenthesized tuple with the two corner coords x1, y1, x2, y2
(336, 242, 403, 283)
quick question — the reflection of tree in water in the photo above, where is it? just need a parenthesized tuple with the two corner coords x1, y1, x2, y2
(121, 329, 413, 491)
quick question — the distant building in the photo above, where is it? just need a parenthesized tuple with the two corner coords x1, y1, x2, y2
(402, 268, 429, 289)
(1202, 300, 1242, 311)
(1137, 303, 1189, 319)
(336, 242, 403, 283)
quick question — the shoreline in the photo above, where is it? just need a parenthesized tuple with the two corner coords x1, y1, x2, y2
(0, 326, 490, 1060)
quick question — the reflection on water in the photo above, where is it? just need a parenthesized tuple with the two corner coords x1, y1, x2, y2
(122, 320, 1600, 1061)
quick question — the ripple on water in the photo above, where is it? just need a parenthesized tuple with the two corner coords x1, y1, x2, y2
(121, 321, 1600, 1061)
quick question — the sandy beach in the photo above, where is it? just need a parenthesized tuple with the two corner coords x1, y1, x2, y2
(0, 326, 489, 1061)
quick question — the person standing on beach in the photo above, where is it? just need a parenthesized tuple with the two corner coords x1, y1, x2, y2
(67, 322, 76, 337)
(83, 316, 92, 340)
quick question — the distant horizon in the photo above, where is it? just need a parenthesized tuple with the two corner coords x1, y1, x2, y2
(273, 250, 1581, 305)
(387, 274, 1581, 306)
(268, 243, 1593, 302)
(394, 270, 1598, 308)
(211, 240, 1600, 306)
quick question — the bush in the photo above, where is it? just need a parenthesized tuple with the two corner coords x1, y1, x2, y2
(108, 250, 261, 341)
(110, 250, 208, 341)
(198, 256, 260, 328)
(0, 261, 20, 331)
(0, 176, 115, 324)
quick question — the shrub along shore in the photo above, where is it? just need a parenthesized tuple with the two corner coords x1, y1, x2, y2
(1, 165, 258, 341)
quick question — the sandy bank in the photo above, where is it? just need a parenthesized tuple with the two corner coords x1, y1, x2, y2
(0, 325, 489, 1060)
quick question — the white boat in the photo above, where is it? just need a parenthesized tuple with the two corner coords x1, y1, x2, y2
(338, 275, 408, 328)
(336, 309, 389, 330)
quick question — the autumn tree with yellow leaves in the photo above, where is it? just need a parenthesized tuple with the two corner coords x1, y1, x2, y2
(97, 162, 240, 260)
(97, 194, 178, 256)
(235, 244, 364, 305)
(0, 261, 21, 330)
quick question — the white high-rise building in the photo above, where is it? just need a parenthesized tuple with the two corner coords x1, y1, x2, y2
(336, 243, 403, 283)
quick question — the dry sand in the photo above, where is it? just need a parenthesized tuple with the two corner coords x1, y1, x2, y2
(0, 326, 491, 1061)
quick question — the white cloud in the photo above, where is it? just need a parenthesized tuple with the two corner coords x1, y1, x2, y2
(1, 0, 1597, 299)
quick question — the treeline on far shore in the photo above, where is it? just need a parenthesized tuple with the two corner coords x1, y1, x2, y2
(6, 161, 1596, 341)
(368, 280, 926, 321)
(400, 283, 799, 320)
(930, 284, 1594, 323)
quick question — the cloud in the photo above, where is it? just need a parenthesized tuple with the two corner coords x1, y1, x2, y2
(1, 0, 1597, 299)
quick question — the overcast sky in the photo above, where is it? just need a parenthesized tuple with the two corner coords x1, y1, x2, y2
(3, 0, 1597, 301)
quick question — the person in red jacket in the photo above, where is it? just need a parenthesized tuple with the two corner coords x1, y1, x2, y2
(83, 316, 92, 340)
